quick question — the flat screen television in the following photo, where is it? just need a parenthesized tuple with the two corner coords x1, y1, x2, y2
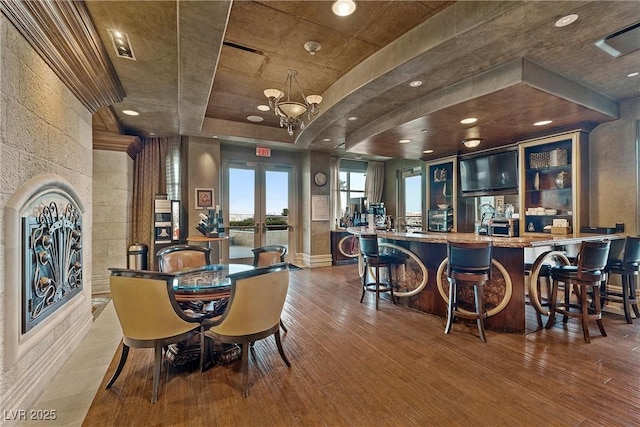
(460, 150, 518, 193)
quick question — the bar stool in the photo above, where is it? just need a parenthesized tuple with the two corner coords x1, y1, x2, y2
(546, 240, 611, 343)
(602, 236, 640, 324)
(359, 234, 397, 309)
(444, 241, 492, 343)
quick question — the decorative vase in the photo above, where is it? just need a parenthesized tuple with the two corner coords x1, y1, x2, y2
(555, 171, 571, 189)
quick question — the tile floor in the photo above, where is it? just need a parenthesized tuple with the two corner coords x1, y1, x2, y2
(18, 301, 121, 426)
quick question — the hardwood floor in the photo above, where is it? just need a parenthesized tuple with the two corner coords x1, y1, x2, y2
(83, 265, 640, 426)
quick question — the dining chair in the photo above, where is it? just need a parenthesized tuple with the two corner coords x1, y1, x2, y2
(546, 240, 611, 343)
(156, 244, 211, 273)
(107, 268, 207, 403)
(444, 241, 493, 342)
(200, 263, 291, 397)
(251, 245, 289, 332)
(251, 245, 287, 267)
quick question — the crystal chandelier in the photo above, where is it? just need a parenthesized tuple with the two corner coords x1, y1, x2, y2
(263, 70, 323, 136)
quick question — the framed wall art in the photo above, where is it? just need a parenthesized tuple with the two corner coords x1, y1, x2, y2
(195, 188, 214, 210)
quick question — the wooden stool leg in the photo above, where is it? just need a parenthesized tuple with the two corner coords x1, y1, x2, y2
(563, 283, 572, 324)
(444, 279, 456, 334)
(474, 284, 487, 343)
(593, 284, 607, 337)
(580, 285, 590, 343)
(375, 266, 380, 310)
(621, 274, 633, 324)
(546, 279, 559, 329)
(630, 273, 640, 318)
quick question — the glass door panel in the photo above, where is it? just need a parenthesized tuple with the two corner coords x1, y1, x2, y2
(264, 169, 290, 249)
(228, 166, 258, 261)
(225, 162, 294, 263)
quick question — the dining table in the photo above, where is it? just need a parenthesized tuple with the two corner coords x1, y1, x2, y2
(168, 263, 254, 368)
(173, 263, 254, 302)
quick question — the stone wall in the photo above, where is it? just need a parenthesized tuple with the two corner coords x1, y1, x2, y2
(92, 150, 133, 293)
(0, 15, 93, 419)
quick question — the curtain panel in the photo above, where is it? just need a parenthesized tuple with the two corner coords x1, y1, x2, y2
(132, 136, 181, 269)
(365, 161, 384, 203)
(330, 157, 342, 227)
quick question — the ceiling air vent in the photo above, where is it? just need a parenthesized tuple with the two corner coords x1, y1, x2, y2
(222, 41, 262, 55)
(595, 21, 640, 58)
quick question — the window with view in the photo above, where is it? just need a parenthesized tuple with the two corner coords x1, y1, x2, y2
(399, 167, 424, 231)
(338, 160, 367, 218)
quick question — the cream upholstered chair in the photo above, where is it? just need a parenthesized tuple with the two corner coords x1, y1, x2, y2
(251, 245, 289, 332)
(201, 263, 291, 397)
(107, 268, 205, 403)
(156, 244, 211, 273)
(251, 245, 287, 267)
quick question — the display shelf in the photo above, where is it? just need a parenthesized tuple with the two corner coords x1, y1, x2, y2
(519, 131, 589, 235)
(425, 156, 457, 232)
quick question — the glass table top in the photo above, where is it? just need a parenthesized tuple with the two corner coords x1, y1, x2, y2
(173, 263, 253, 293)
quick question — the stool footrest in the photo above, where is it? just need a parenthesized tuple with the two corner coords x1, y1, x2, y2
(364, 283, 392, 292)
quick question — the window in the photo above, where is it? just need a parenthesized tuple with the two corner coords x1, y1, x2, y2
(338, 160, 367, 217)
(398, 166, 424, 231)
(165, 137, 181, 201)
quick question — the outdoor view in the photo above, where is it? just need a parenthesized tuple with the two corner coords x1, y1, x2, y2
(228, 168, 289, 259)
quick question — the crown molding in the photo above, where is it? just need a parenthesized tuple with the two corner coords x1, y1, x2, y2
(93, 131, 142, 159)
(0, 0, 125, 113)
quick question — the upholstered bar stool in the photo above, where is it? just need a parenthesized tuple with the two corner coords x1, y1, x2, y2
(444, 241, 492, 343)
(602, 236, 640, 324)
(546, 240, 611, 343)
(359, 234, 397, 309)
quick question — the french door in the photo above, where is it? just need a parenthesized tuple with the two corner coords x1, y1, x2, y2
(223, 161, 295, 263)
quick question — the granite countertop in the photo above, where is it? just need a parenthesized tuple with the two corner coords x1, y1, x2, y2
(346, 227, 624, 248)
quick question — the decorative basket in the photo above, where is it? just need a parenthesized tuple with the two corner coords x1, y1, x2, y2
(549, 148, 568, 166)
(529, 152, 550, 169)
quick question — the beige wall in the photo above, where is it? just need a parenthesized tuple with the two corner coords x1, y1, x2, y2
(0, 15, 93, 417)
(590, 99, 640, 235)
(184, 136, 221, 258)
(92, 150, 133, 293)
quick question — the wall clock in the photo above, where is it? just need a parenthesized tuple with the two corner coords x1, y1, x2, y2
(314, 171, 327, 187)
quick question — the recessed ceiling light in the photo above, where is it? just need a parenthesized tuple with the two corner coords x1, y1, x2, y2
(212, 136, 218, 139)
(628, 72, 639, 77)
(332, 0, 356, 17)
(257, 104, 270, 111)
(323, 138, 331, 142)
(423, 149, 434, 154)
(107, 29, 135, 60)
(347, 116, 357, 121)
(534, 120, 553, 126)
(399, 139, 411, 144)
(409, 80, 422, 87)
(122, 109, 139, 116)
(421, 129, 428, 133)
(555, 14, 578, 28)
(460, 117, 477, 124)
(149, 132, 155, 136)
(247, 115, 263, 122)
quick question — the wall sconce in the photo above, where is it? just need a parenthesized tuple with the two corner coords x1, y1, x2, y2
(463, 138, 483, 148)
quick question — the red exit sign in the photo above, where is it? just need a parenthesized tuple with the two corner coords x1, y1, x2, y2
(256, 147, 271, 157)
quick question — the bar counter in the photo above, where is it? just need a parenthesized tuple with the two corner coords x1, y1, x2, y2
(346, 227, 624, 333)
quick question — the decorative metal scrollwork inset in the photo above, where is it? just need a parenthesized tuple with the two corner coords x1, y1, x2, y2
(23, 201, 82, 332)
